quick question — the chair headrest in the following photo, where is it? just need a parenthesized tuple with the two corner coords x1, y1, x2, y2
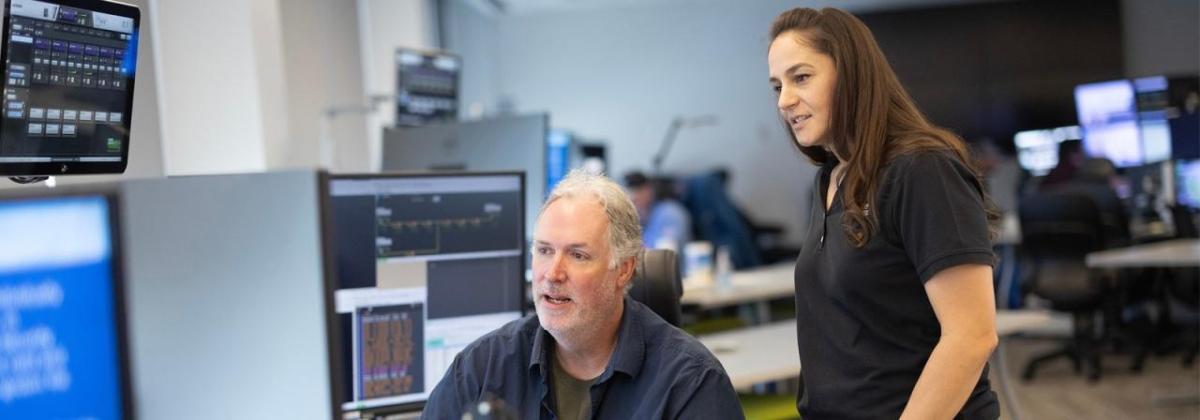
(629, 249, 683, 327)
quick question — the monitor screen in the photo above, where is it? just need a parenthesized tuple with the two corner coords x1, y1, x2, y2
(1134, 76, 1172, 163)
(1177, 159, 1200, 210)
(1075, 79, 1142, 168)
(1014, 125, 1082, 176)
(395, 48, 459, 127)
(328, 173, 525, 415)
(0, 0, 140, 176)
(0, 193, 128, 419)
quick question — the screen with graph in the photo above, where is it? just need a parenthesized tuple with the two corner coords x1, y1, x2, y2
(328, 172, 525, 414)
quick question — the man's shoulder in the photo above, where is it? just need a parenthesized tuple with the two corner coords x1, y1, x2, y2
(630, 301, 725, 374)
(456, 314, 539, 365)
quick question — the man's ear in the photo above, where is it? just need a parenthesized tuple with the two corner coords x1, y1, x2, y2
(616, 256, 637, 290)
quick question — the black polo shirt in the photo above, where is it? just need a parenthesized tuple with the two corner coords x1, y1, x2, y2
(422, 296, 744, 419)
(793, 151, 999, 420)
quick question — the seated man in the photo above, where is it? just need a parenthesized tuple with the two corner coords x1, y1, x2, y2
(424, 170, 742, 419)
(624, 171, 692, 251)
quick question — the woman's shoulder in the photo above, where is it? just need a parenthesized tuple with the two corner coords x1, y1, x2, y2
(883, 148, 973, 180)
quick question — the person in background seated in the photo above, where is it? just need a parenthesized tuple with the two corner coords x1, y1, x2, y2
(1039, 139, 1086, 190)
(624, 171, 692, 251)
(423, 169, 743, 420)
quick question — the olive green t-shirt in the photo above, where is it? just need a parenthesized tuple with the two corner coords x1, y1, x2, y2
(551, 352, 596, 420)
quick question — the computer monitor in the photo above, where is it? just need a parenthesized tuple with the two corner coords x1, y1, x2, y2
(395, 48, 459, 127)
(1075, 79, 1142, 168)
(0, 0, 140, 177)
(1134, 76, 1172, 164)
(328, 172, 526, 416)
(1014, 125, 1082, 176)
(381, 114, 547, 235)
(0, 192, 130, 419)
(1177, 159, 1200, 210)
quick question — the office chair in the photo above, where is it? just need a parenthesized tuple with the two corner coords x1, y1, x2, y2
(629, 249, 683, 327)
(1019, 192, 1113, 382)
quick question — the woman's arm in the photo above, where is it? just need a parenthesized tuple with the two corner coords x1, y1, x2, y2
(900, 263, 998, 420)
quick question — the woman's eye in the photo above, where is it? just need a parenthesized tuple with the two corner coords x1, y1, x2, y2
(794, 74, 810, 83)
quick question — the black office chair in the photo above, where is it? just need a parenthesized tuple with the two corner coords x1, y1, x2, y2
(1019, 192, 1113, 381)
(629, 249, 683, 327)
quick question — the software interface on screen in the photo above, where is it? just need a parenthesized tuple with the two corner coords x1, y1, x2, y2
(1014, 125, 1082, 176)
(1076, 79, 1142, 167)
(0, 0, 137, 164)
(329, 174, 524, 412)
(0, 195, 123, 419)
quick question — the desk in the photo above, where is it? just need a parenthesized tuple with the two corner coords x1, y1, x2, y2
(681, 263, 794, 323)
(1085, 238, 1200, 268)
(697, 310, 1052, 392)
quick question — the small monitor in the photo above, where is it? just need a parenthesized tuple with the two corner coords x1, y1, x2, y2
(328, 172, 526, 416)
(1014, 125, 1082, 176)
(1134, 75, 1172, 163)
(1075, 79, 1142, 168)
(0, 192, 130, 419)
(1177, 159, 1200, 210)
(395, 48, 459, 127)
(0, 0, 140, 176)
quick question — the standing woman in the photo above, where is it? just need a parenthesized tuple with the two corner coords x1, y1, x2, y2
(767, 7, 1002, 420)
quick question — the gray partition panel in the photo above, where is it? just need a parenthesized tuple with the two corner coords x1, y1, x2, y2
(121, 171, 335, 419)
(382, 113, 546, 235)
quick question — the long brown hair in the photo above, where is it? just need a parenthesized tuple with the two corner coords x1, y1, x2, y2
(770, 7, 1000, 247)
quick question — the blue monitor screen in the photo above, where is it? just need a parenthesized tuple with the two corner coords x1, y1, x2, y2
(1178, 160, 1200, 209)
(0, 195, 123, 419)
(1075, 79, 1142, 168)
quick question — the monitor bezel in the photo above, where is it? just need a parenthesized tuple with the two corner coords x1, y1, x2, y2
(0, 0, 141, 177)
(0, 183, 133, 419)
(325, 170, 528, 415)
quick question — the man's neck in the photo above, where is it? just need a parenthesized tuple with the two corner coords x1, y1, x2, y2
(553, 299, 625, 380)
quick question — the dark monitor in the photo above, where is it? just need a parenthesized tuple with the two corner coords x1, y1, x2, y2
(1014, 125, 1081, 176)
(395, 48, 459, 127)
(1177, 159, 1200, 210)
(0, 0, 140, 176)
(327, 172, 525, 416)
(0, 191, 130, 419)
(1075, 79, 1142, 168)
(381, 114, 547, 235)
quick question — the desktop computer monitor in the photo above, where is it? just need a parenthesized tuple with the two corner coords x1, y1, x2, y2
(0, 192, 130, 419)
(1134, 76, 1172, 164)
(1014, 125, 1082, 176)
(1075, 79, 1142, 168)
(327, 172, 526, 416)
(1177, 159, 1200, 210)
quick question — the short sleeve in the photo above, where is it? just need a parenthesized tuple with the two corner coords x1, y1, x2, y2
(886, 152, 995, 283)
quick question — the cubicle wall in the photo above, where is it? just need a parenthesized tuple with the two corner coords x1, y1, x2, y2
(120, 171, 340, 419)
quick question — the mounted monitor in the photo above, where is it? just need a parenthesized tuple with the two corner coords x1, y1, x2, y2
(1014, 125, 1082, 176)
(395, 48, 459, 127)
(0, 0, 140, 177)
(1075, 79, 1141, 168)
(381, 113, 547, 235)
(1177, 159, 1200, 210)
(327, 172, 526, 417)
(0, 190, 131, 419)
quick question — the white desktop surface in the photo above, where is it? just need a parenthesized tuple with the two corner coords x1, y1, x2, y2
(681, 262, 795, 309)
(697, 310, 1052, 391)
(1085, 239, 1200, 268)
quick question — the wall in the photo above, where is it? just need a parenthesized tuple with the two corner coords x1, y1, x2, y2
(1122, 0, 1200, 78)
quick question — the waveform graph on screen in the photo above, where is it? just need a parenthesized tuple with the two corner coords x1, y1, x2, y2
(356, 303, 425, 399)
(374, 192, 521, 258)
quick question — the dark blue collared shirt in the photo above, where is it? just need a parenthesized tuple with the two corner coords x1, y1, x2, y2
(422, 296, 744, 419)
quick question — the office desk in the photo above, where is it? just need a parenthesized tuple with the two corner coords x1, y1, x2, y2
(681, 262, 794, 321)
(697, 310, 1052, 392)
(1085, 238, 1200, 268)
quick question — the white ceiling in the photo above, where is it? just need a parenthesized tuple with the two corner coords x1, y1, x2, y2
(466, 0, 1008, 17)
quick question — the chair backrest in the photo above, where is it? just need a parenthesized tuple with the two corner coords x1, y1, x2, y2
(1019, 192, 1109, 309)
(629, 249, 683, 327)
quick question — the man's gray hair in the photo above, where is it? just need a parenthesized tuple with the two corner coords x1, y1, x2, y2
(539, 169, 643, 269)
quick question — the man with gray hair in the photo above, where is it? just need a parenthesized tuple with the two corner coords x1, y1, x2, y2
(424, 170, 743, 419)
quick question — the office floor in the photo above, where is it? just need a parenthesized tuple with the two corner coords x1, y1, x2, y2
(994, 337, 1200, 420)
